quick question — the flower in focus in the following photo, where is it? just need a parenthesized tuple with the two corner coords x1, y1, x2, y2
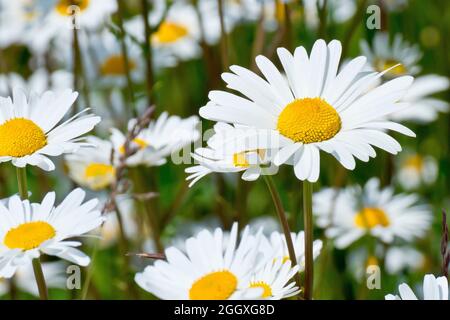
(200, 39, 415, 182)
(313, 178, 432, 248)
(110, 112, 199, 167)
(186, 123, 275, 187)
(0, 88, 100, 171)
(392, 75, 449, 123)
(135, 223, 265, 300)
(360, 32, 422, 77)
(396, 153, 438, 190)
(0, 189, 104, 278)
(385, 274, 448, 300)
(65, 136, 115, 191)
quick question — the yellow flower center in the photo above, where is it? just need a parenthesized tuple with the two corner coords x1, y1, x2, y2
(277, 98, 341, 144)
(152, 22, 189, 44)
(119, 138, 148, 155)
(189, 270, 238, 300)
(354, 207, 390, 229)
(100, 55, 137, 76)
(249, 281, 273, 298)
(55, 0, 90, 16)
(0, 118, 47, 157)
(404, 155, 424, 171)
(233, 152, 250, 168)
(4, 221, 56, 250)
(366, 255, 379, 267)
(275, 0, 285, 23)
(375, 59, 407, 76)
(84, 163, 115, 190)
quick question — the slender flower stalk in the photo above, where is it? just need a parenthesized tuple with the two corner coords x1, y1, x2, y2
(302, 180, 314, 300)
(16, 167, 48, 300)
(217, 0, 229, 70)
(140, 0, 154, 105)
(263, 175, 302, 292)
(72, 21, 91, 113)
(341, 0, 368, 57)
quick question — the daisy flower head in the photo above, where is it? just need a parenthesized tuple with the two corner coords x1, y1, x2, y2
(135, 223, 264, 300)
(360, 32, 422, 77)
(259, 230, 322, 271)
(0, 189, 104, 278)
(313, 178, 432, 248)
(384, 246, 425, 275)
(65, 136, 115, 191)
(186, 122, 277, 187)
(396, 153, 438, 191)
(386, 274, 448, 300)
(110, 112, 199, 167)
(199, 39, 415, 182)
(0, 88, 101, 171)
(0, 0, 37, 48)
(392, 75, 449, 123)
(246, 259, 300, 300)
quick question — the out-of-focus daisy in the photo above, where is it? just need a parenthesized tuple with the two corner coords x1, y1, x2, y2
(385, 246, 425, 275)
(110, 112, 199, 167)
(396, 153, 438, 190)
(246, 259, 300, 300)
(0, 88, 100, 171)
(0, 69, 73, 97)
(186, 123, 276, 187)
(0, 189, 104, 278)
(386, 274, 448, 300)
(313, 178, 432, 248)
(27, 0, 117, 54)
(200, 39, 415, 182)
(65, 136, 115, 191)
(391, 75, 449, 123)
(0, 262, 66, 297)
(135, 223, 264, 300)
(0, 0, 37, 48)
(360, 32, 422, 77)
(260, 231, 322, 271)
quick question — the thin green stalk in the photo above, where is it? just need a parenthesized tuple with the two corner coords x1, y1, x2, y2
(116, 0, 137, 118)
(341, 0, 368, 57)
(303, 180, 314, 300)
(217, 0, 229, 70)
(140, 0, 154, 105)
(317, 0, 328, 40)
(16, 167, 49, 300)
(80, 239, 99, 300)
(263, 175, 302, 293)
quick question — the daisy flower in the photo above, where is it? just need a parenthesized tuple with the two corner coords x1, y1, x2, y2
(199, 39, 415, 182)
(246, 259, 300, 300)
(396, 153, 438, 190)
(65, 136, 115, 191)
(110, 112, 199, 167)
(0, 261, 66, 297)
(385, 246, 425, 275)
(0, 0, 37, 48)
(0, 188, 104, 278)
(386, 274, 448, 300)
(135, 223, 264, 300)
(360, 32, 422, 77)
(260, 231, 322, 271)
(0, 88, 101, 171)
(186, 122, 276, 187)
(313, 178, 432, 248)
(391, 75, 449, 123)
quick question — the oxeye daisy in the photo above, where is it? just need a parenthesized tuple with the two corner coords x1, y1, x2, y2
(360, 32, 422, 77)
(0, 0, 37, 48)
(386, 274, 448, 300)
(384, 246, 426, 275)
(135, 223, 264, 300)
(65, 136, 115, 191)
(110, 112, 199, 167)
(396, 153, 438, 190)
(313, 178, 432, 248)
(246, 259, 300, 300)
(186, 123, 276, 187)
(199, 39, 415, 182)
(260, 231, 322, 271)
(0, 88, 100, 171)
(0, 188, 104, 278)
(392, 75, 449, 123)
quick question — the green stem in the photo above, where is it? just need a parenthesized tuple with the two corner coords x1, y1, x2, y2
(16, 167, 28, 200)
(80, 238, 99, 300)
(32, 258, 48, 300)
(303, 180, 314, 300)
(217, 0, 229, 70)
(140, 0, 154, 106)
(263, 175, 302, 293)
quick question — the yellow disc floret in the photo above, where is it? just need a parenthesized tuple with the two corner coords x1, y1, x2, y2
(100, 55, 137, 76)
(84, 163, 115, 190)
(55, 0, 90, 16)
(354, 207, 390, 229)
(0, 118, 47, 157)
(152, 21, 188, 44)
(4, 221, 56, 250)
(277, 98, 341, 144)
(249, 281, 273, 298)
(189, 270, 237, 300)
